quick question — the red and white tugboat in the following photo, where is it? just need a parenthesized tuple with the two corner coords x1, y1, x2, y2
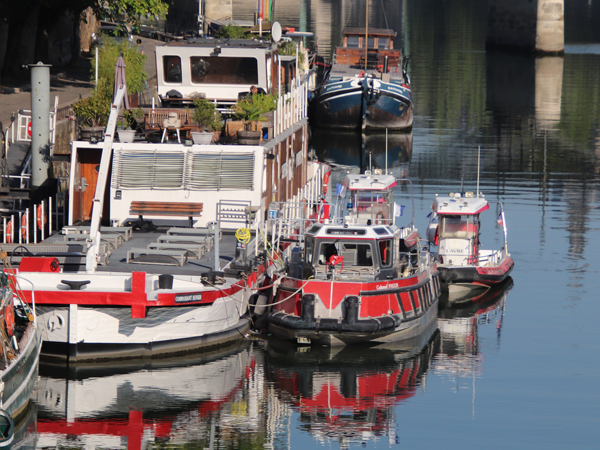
(427, 191, 514, 303)
(267, 170, 441, 346)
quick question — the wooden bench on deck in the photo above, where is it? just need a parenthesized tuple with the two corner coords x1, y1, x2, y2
(130, 201, 203, 228)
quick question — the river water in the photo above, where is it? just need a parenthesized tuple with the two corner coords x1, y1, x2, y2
(22, 1, 600, 449)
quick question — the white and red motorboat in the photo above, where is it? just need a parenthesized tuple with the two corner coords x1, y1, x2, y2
(267, 170, 441, 346)
(427, 191, 514, 303)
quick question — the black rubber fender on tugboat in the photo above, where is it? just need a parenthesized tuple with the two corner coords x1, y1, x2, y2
(268, 294, 402, 333)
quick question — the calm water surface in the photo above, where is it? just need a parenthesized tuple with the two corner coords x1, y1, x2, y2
(24, 1, 600, 449)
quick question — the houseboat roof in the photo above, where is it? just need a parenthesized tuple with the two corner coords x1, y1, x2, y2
(342, 27, 396, 38)
(159, 37, 276, 50)
(342, 173, 398, 191)
(432, 193, 490, 215)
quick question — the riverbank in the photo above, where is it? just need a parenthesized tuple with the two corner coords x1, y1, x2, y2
(0, 36, 160, 130)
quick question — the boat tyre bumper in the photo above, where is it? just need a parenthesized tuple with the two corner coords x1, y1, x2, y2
(268, 295, 401, 334)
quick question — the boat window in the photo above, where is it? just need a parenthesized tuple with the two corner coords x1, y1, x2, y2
(318, 241, 373, 267)
(326, 228, 366, 235)
(378, 38, 391, 50)
(373, 227, 389, 236)
(163, 56, 182, 83)
(305, 237, 315, 264)
(346, 36, 360, 48)
(307, 224, 322, 234)
(367, 37, 375, 49)
(190, 56, 258, 84)
(379, 239, 393, 267)
(354, 191, 389, 212)
(439, 215, 477, 239)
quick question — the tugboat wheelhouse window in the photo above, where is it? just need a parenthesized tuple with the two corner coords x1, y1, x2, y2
(379, 239, 393, 267)
(317, 240, 373, 267)
(305, 237, 315, 264)
(439, 215, 478, 239)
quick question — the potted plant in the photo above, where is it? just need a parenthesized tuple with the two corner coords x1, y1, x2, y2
(73, 39, 148, 142)
(72, 79, 112, 141)
(117, 107, 145, 142)
(234, 92, 276, 144)
(190, 98, 222, 144)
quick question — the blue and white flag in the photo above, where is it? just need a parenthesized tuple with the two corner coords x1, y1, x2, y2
(394, 203, 405, 217)
(335, 183, 346, 197)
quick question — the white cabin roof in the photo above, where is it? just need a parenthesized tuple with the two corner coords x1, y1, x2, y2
(305, 223, 398, 240)
(342, 173, 397, 191)
(432, 193, 489, 215)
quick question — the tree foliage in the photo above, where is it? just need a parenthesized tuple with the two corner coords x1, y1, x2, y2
(91, 38, 148, 93)
(73, 37, 148, 127)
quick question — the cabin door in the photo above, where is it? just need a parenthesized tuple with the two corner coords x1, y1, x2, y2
(73, 148, 109, 223)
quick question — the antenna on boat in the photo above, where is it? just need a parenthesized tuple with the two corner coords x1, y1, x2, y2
(385, 128, 388, 175)
(369, 150, 372, 173)
(476, 145, 481, 197)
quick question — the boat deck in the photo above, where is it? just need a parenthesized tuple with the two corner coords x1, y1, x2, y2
(34, 225, 252, 277)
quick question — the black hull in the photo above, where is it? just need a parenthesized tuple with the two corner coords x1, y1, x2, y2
(311, 79, 413, 131)
(439, 259, 514, 286)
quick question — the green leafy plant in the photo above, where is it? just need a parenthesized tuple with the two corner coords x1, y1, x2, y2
(278, 40, 305, 64)
(234, 93, 277, 131)
(72, 78, 113, 127)
(214, 25, 250, 39)
(191, 99, 223, 131)
(74, 38, 148, 128)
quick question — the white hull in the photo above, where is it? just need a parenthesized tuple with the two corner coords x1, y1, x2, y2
(19, 270, 256, 361)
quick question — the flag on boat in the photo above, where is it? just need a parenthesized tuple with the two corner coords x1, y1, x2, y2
(497, 213, 504, 226)
(394, 203, 404, 217)
(335, 183, 346, 197)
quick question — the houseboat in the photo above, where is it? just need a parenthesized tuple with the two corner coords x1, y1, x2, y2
(1, 38, 323, 361)
(155, 36, 301, 110)
(311, 28, 413, 131)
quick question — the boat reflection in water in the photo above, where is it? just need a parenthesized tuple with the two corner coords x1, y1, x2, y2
(433, 277, 514, 379)
(265, 324, 438, 448)
(311, 127, 412, 179)
(32, 341, 257, 450)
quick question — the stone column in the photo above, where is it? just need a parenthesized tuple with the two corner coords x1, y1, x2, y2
(487, 0, 564, 54)
(536, 0, 564, 53)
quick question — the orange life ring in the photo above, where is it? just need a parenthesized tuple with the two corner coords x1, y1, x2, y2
(36, 205, 42, 230)
(5, 219, 12, 244)
(322, 170, 331, 194)
(21, 215, 27, 240)
(375, 211, 385, 224)
(5, 304, 15, 336)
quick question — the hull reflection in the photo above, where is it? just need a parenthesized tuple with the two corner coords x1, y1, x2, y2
(265, 326, 438, 447)
(32, 341, 255, 450)
(311, 128, 412, 177)
(433, 277, 514, 377)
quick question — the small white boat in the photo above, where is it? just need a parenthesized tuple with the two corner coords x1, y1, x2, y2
(267, 170, 441, 346)
(0, 260, 42, 427)
(427, 191, 514, 303)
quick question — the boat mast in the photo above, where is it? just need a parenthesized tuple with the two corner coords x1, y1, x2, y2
(476, 145, 481, 197)
(364, 0, 369, 72)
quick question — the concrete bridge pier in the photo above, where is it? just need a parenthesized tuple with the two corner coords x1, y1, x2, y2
(487, 0, 564, 54)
